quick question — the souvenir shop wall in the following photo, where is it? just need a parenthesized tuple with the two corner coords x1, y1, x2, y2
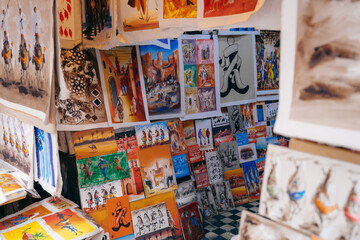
(0, 0, 359, 240)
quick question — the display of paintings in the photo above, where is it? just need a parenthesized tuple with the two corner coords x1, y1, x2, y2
(174, 181, 197, 208)
(196, 186, 218, 217)
(79, 180, 123, 213)
(194, 119, 213, 150)
(82, 0, 114, 46)
(203, 0, 258, 18)
(138, 40, 183, 120)
(135, 121, 169, 149)
(0, 0, 54, 121)
(241, 103, 255, 129)
(97, 47, 149, 128)
(106, 195, 134, 239)
(76, 152, 130, 188)
(260, 144, 360, 240)
(72, 127, 117, 160)
(0, 173, 24, 196)
(0, 114, 34, 186)
(218, 32, 257, 107)
(227, 105, 245, 134)
(163, 0, 197, 19)
(239, 211, 315, 240)
(56, 47, 108, 130)
(242, 160, 260, 202)
(178, 202, 205, 240)
(138, 145, 177, 197)
(130, 191, 182, 239)
(167, 120, 187, 155)
(211, 181, 235, 211)
(238, 143, 257, 163)
(188, 144, 202, 164)
(182, 120, 197, 146)
(255, 30, 280, 95)
(204, 151, 223, 184)
(120, 155, 145, 202)
(1, 220, 53, 240)
(180, 35, 221, 119)
(171, 154, 190, 180)
(276, 0, 360, 151)
(114, 127, 138, 156)
(218, 141, 240, 171)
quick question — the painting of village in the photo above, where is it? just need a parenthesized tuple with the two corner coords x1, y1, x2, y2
(139, 40, 182, 118)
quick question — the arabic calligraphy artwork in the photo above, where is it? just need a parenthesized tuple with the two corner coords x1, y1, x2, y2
(203, 0, 258, 18)
(218, 33, 257, 107)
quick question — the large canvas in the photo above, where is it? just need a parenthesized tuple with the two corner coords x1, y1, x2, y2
(260, 144, 360, 240)
(97, 47, 149, 128)
(275, 0, 360, 151)
(130, 191, 182, 239)
(72, 127, 117, 160)
(0, 0, 54, 121)
(56, 47, 108, 130)
(203, 0, 258, 18)
(180, 35, 221, 119)
(163, 0, 197, 19)
(138, 40, 183, 119)
(76, 152, 130, 188)
(138, 145, 177, 197)
(255, 30, 280, 95)
(218, 33, 257, 107)
(178, 202, 205, 240)
(135, 121, 169, 149)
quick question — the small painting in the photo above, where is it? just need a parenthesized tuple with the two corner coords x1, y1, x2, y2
(135, 121, 169, 149)
(195, 119, 213, 150)
(182, 120, 197, 146)
(203, 0, 258, 18)
(178, 202, 205, 240)
(114, 127, 138, 157)
(167, 120, 187, 155)
(224, 168, 245, 188)
(106, 195, 133, 239)
(242, 160, 260, 202)
(163, 0, 197, 19)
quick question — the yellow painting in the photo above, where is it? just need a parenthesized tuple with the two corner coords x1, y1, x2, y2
(164, 0, 197, 19)
(0, 173, 23, 194)
(2, 221, 53, 240)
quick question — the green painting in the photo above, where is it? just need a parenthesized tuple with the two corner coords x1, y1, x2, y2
(76, 152, 130, 188)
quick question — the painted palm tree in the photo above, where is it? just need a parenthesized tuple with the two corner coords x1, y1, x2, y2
(128, 0, 150, 22)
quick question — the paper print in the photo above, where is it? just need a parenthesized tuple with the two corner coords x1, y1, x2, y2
(194, 119, 213, 150)
(227, 105, 245, 134)
(167, 120, 187, 156)
(178, 202, 205, 240)
(212, 123, 233, 147)
(174, 181, 197, 207)
(0, 0, 54, 121)
(120, 156, 145, 202)
(205, 151, 223, 184)
(114, 127, 138, 156)
(72, 127, 117, 160)
(135, 121, 169, 149)
(98, 47, 149, 127)
(241, 103, 255, 129)
(255, 30, 280, 94)
(163, 0, 197, 19)
(1, 220, 53, 240)
(211, 182, 235, 211)
(0, 173, 23, 196)
(42, 208, 96, 239)
(242, 160, 260, 202)
(138, 40, 183, 119)
(138, 145, 177, 197)
(196, 186, 217, 217)
(231, 186, 249, 206)
(120, 0, 159, 32)
(238, 143, 257, 163)
(76, 152, 130, 188)
(224, 167, 245, 189)
(218, 141, 240, 171)
(203, 0, 258, 18)
(195, 173, 209, 189)
(276, 0, 360, 151)
(265, 101, 278, 121)
(106, 195, 133, 239)
(58, 0, 76, 40)
(187, 144, 202, 164)
(82, 0, 114, 45)
(182, 120, 196, 146)
(130, 191, 182, 239)
(171, 154, 190, 180)
(218, 34, 256, 106)
(45, 196, 78, 211)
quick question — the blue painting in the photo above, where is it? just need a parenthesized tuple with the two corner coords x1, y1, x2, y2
(35, 128, 55, 187)
(242, 160, 260, 201)
(172, 154, 190, 179)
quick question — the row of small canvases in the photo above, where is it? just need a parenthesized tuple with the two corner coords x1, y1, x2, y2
(0, 196, 104, 240)
(69, 98, 287, 240)
(58, 0, 266, 47)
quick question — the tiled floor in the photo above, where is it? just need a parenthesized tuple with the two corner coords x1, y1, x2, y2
(203, 201, 259, 240)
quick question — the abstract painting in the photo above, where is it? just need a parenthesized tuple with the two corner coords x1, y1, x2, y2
(163, 0, 197, 19)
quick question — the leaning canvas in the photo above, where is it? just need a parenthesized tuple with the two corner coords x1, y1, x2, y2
(275, 0, 360, 151)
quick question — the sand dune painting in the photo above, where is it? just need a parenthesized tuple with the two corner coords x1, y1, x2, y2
(275, 0, 360, 151)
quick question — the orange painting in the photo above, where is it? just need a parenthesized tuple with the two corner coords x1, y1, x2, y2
(2, 221, 53, 240)
(0, 173, 23, 195)
(106, 195, 133, 239)
(163, 0, 197, 19)
(121, 1, 159, 32)
(130, 191, 182, 239)
(231, 186, 249, 206)
(42, 209, 95, 239)
(88, 208, 110, 233)
(203, 0, 258, 18)
(72, 127, 117, 160)
(224, 168, 245, 188)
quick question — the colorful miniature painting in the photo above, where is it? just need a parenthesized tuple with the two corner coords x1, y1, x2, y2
(195, 173, 210, 189)
(184, 65, 197, 88)
(185, 87, 200, 114)
(46, 197, 75, 211)
(138, 145, 177, 197)
(167, 120, 187, 155)
(0, 173, 23, 195)
(2, 220, 53, 240)
(224, 168, 245, 189)
(76, 152, 130, 188)
(98, 47, 148, 127)
(203, 0, 258, 18)
(138, 40, 182, 119)
(163, 0, 197, 19)
(212, 112, 234, 146)
(72, 127, 117, 160)
(106, 195, 134, 239)
(135, 121, 169, 149)
(240, 103, 255, 129)
(238, 143, 257, 163)
(130, 191, 182, 239)
(196, 39, 214, 65)
(242, 160, 260, 202)
(255, 157, 265, 186)
(42, 209, 95, 239)
(120, 0, 159, 32)
(178, 202, 205, 240)
(188, 144, 202, 163)
(211, 182, 235, 210)
(195, 119, 213, 150)
(114, 127, 138, 157)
